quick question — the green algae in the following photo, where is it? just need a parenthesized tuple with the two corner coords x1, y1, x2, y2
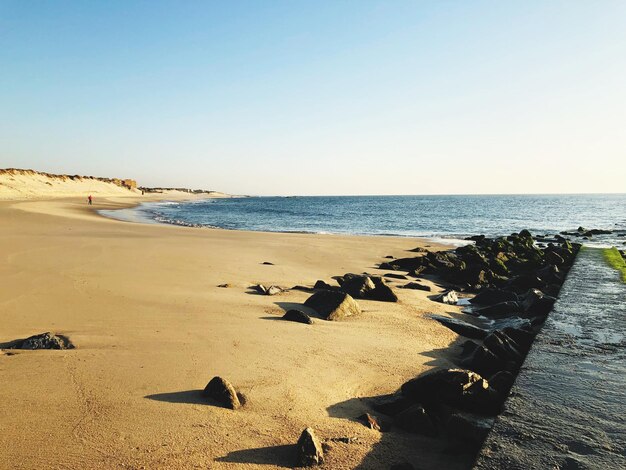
(603, 247, 626, 283)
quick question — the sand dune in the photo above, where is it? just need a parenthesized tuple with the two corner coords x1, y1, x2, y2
(0, 195, 467, 469)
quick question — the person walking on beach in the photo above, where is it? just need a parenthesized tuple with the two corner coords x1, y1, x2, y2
(87, 195, 93, 205)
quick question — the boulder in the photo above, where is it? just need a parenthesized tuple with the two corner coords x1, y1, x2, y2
(295, 428, 324, 467)
(402, 282, 431, 292)
(203, 377, 241, 409)
(366, 277, 398, 302)
(313, 280, 336, 291)
(401, 368, 502, 414)
(252, 284, 267, 295)
(430, 315, 489, 340)
(16, 332, 73, 350)
(370, 393, 414, 417)
(462, 345, 509, 378)
(282, 310, 313, 324)
(384, 273, 408, 280)
(483, 331, 524, 363)
(304, 291, 361, 320)
(341, 275, 375, 298)
(433, 290, 458, 305)
(394, 404, 437, 436)
(488, 371, 515, 396)
(474, 301, 522, 318)
(519, 289, 556, 315)
(469, 288, 518, 305)
(358, 413, 390, 432)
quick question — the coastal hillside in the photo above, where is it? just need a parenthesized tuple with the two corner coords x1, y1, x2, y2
(0, 168, 140, 200)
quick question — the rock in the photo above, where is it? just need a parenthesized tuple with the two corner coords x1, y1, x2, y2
(253, 284, 267, 294)
(384, 255, 395, 259)
(304, 291, 361, 320)
(401, 368, 482, 402)
(430, 315, 489, 339)
(446, 412, 494, 446)
(262, 261, 275, 265)
(341, 275, 375, 298)
(370, 393, 414, 416)
(483, 331, 524, 363)
(358, 413, 390, 432)
(384, 273, 408, 280)
(463, 345, 510, 378)
(394, 404, 437, 436)
(402, 282, 431, 291)
(217, 283, 231, 288)
(266, 286, 282, 296)
(16, 332, 73, 350)
(469, 288, 518, 305)
(501, 326, 535, 350)
(313, 280, 336, 291)
(409, 246, 428, 252)
(474, 301, 523, 318)
(401, 368, 502, 415)
(518, 289, 556, 315)
(295, 427, 324, 467)
(433, 290, 458, 305)
(203, 376, 241, 409)
(387, 257, 426, 271)
(366, 277, 398, 302)
(488, 371, 515, 395)
(283, 310, 313, 324)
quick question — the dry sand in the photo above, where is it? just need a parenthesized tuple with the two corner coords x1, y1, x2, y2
(0, 195, 470, 469)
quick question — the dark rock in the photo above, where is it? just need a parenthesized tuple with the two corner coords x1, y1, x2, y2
(474, 301, 522, 318)
(431, 315, 489, 339)
(433, 290, 458, 305)
(463, 345, 510, 378)
(384, 273, 408, 280)
(15, 332, 73, 350)
(262, 261, 275, 265)
(488, 371, 516, 395)
(408, 266, 427, 277)
(501, 326, 535, 350)
(387, 257, 426, 271)
(384, 255, 395, 259)
(483, 331, 523, 363)
(402, 282, 431, 291)
(252, 284, 267, 294)
(518, 289, 556, 315)
(370, 393, 414, 416)
(283, 310, 313, 324)
(446, 412, 494, 446)
(203, 376, 241, 409)
(379, 262, 398, 270)
(358, 413, 390, 432)
(341, 275, 375, 299)
(217, 283, 231, 288)
(409, 246, 428, 252)
(366, 277, 398, 302)
(295, 427, 324, 467)
(304, 291, 361, 320)
(469, 288, 518, 305)
(401, 368, 501, 414)
(465, 235, 486, 242)
(313, 280, 336, 291)
(459, 340, 481, 357)
(394, 404, 437, 436)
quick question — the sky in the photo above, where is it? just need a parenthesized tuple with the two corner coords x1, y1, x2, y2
(1, 1, 625, 195)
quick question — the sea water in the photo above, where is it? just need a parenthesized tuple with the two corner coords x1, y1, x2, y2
(100, 194, 626, 246)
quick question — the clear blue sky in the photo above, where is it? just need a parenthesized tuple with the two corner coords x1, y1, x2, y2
(1, 1, 625, 195)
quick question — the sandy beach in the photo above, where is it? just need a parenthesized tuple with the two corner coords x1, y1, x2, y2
(0, 194, 468, 470)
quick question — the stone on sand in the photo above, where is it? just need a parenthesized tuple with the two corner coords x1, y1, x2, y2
(295, 427, 324, 467)
(203, 376, 241, 409)
(304, 291, 361, 321)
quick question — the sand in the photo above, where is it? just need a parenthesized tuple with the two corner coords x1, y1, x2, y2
(0, 195, 469, 470)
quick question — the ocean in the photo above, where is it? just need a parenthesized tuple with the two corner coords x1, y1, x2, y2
(100, 194, 626, 246)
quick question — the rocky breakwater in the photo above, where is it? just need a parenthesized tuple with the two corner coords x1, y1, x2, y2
(370, 230, 581, 464)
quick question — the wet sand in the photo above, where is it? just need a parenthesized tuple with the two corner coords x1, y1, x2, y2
(0, 196, 469, 469)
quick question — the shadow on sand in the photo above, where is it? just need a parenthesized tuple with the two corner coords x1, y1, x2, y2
(144, 389, 207, 405)
(215, 444, 295, 467)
